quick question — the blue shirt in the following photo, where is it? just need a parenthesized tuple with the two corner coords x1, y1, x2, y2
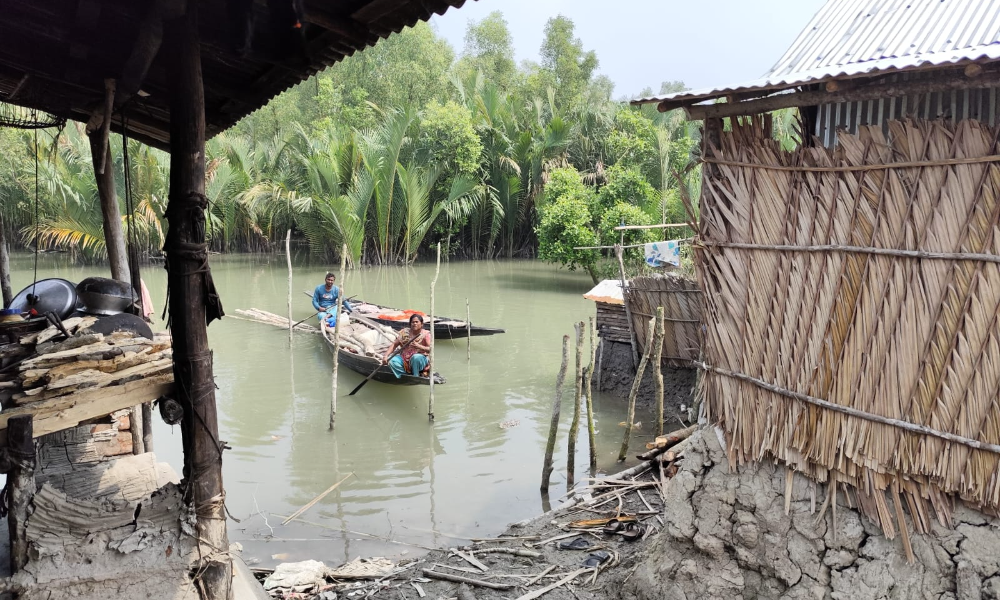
(313, 284, 352, 313)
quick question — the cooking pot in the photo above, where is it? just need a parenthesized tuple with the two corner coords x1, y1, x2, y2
(76, 277, 137, 316)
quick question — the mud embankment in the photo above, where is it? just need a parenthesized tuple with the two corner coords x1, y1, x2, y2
(625, 429, 1000, 600)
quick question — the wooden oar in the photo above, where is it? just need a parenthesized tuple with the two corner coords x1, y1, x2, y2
(347, 334, 418, 396)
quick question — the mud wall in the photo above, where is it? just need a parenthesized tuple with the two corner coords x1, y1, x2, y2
(596, 339, 695, 414)
(624, 429, 1000, 600)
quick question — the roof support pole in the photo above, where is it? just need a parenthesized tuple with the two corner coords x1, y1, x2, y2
(164, 3, 232, 599)
(0, 214, 13, 307)
(89, 130, 131, 287)
(6, 414, 33, 575)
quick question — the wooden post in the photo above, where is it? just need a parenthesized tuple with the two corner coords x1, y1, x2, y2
(330, 244, 347, 431)
(0, 215, 12, 307)
(615, 244, 639, 370)
(164, 4, 231, 598)
(286, 229, 293, 342)
(7, 414, 34, 573)
(466, 298, 471, 361)
(142, 402, 154, 453)
(428, 243, 440, 421)
(618, 317, 656, 461)
(129, 407, 145, 455)
(653, 307, 666, 436)
(585, 317, 597, 471)
(89, 132, 131, 286)
(540, 335, 569, 494)
(596, 338, 604, 392)
(567, 322, 583, 488)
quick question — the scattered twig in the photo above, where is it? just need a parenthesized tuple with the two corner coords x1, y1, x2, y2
(473, 547, 542, 558)
(514, 568, 589, 600)
(528, 531, 580, 548)
(273, 515, 437, 551)
(525, 566, 556, 587)
(421, 568, 513, 590)
(450, 548, 489, 572)
(281, 472, 355, 525)
(471, 535, 541, 543)
(250, 484, 274, 538)
(433, 563, 485, 575)
(410, 582, 426, 598)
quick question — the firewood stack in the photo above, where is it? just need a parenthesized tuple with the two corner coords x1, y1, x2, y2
(0, 317, 173, 408)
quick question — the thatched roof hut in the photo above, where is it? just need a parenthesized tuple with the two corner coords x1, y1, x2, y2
(634, 0, 1000, 555)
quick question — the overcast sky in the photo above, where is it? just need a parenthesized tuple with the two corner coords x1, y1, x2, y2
(431, 0, 827, 98)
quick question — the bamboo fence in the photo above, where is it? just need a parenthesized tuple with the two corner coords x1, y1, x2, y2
(624, 274, 701, 366)
(698, 114, 1000, 542)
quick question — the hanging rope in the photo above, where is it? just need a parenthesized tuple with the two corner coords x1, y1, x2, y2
(29, 117, 39, 306)
(121, 110, 145, 319)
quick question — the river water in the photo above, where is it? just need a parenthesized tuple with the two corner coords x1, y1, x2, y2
(9, 251, 655, 567)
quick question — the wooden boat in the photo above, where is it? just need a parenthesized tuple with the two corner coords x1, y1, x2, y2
(320, 316, 445, 386)
(351, 299, 505, 339)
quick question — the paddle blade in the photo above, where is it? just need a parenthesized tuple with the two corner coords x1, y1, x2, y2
(347, 377, 371, 396)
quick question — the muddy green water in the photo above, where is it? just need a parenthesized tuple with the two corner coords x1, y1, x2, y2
(9, 251, 654, 567)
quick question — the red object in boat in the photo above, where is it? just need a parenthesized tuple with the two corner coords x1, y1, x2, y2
(376, 309, 426, 321)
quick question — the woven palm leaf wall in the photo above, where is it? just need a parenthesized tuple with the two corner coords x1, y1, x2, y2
(624, 274, 701, 366)
(699, 114, 1000, 546)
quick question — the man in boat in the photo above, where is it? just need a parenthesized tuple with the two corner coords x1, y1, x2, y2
(382, 314, 432, 378)
(313, 272, 352, 322)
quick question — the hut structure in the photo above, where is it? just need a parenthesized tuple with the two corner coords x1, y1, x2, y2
(0, 1, 469, 598)
(633, 0, 1000, 552)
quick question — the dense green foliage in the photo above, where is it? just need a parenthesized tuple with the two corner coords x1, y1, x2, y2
(0, 13, 706, 269)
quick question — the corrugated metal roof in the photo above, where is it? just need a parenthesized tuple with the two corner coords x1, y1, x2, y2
(633, 0, 1000, 106)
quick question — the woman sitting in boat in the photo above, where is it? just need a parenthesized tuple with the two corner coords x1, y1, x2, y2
(382, 314, 432, 378)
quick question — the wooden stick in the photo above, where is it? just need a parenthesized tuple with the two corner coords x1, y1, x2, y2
(567, 322, 583, 488)
(596, 338, 604, 392)
(696, 361, 1000, 455)
(286, 230, 293, 342)
(613, 223, 693, 231)
(619, 317, 656, 461)
(421, 569, 513, 591)
(585, 317, 597, 471)
(428, 243, 440, 422)
(701, 240, 1000, 265)
(653, 307, 665, 437)
(638, 425, 697, 457)
(474, 547, 542, 558)
(330, 244, 347, 430)
(281, 472, 354, 525)
(615, 245, 639, 369)
(466, 298, 471, 361)
(541, 335, 570, 494)
(514, 568, 588, 600)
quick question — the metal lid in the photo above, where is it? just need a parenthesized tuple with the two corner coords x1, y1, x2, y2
(8, 278, 78, 319)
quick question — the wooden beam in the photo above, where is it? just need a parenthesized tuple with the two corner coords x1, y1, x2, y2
(0, 377, 173, 446)
(684, 68, 1000, 120)
(164, 2, 231, 598)
(88, 131, 131, 286)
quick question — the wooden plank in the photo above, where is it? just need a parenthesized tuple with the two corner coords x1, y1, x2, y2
(0, 376, 174, 446)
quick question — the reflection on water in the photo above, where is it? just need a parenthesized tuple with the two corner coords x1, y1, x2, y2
(8, 252, 656, 566)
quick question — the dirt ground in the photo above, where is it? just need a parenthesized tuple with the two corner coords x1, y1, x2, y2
(596, 340, 696, 415)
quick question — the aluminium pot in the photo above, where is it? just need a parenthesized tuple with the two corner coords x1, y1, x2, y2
(76, 277, 137, 316)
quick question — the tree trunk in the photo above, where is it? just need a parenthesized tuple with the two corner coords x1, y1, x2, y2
(0, 215, 12, 307)
(164, 4, 231, 598)
(89, 133, 130, 286)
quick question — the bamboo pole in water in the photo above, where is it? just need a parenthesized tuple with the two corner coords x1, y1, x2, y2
(329, 244, 347, 431)
(567, 322, 583, 487)
(585, 316, 598, 471)
(286, 229, 293, 342)
(541, 335, 570, 494)
(466, 298, 471, 361)
(653, 306, 665, 436)
(429, 243, 441, 421)
(618, 317, 656, 462)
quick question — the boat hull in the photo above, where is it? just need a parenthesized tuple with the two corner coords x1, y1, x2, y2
(353, 299, 505, 338)
(322, 323, 444, 386)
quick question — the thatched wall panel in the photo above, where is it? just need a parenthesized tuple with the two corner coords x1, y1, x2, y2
(699, 114, 1000, 535)
(624, 275, 701, 367)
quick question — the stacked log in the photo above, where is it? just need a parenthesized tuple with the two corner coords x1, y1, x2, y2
(0, 318, 173, 408)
